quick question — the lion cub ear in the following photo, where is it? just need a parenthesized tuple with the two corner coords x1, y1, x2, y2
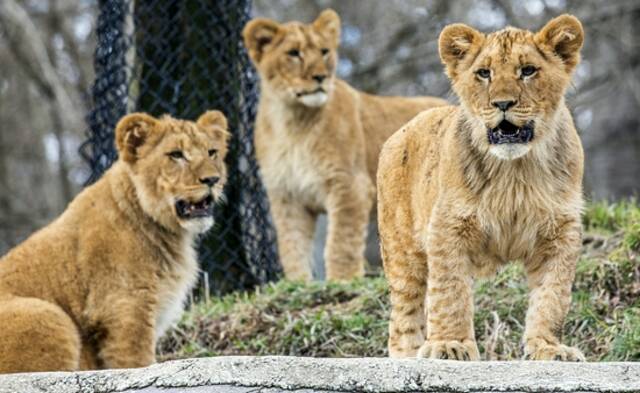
(439, 23, 484, 79)
(197, 110, 230, 142)
(534, 14, 584, 74)
(243, 18, 280, 64)
(115, 113, 158, 163)
(313, 9, 341, 48)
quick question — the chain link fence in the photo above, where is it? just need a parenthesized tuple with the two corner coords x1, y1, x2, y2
(80, 0, 281, 295)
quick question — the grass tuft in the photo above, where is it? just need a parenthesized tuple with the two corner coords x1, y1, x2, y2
(583, 198, 639, 233)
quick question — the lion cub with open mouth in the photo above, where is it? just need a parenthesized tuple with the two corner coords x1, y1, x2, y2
(0, 111, 229, 373)
(378, 15, 586, 361)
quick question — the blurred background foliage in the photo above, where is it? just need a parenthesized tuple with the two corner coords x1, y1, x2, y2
(0, 0, 639, 255)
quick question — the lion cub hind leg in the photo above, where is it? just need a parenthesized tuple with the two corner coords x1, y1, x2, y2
(0, 297, 81, 373)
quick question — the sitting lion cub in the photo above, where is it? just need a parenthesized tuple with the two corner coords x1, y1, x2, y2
(378, 15, 586, 361)
(243, 9, 446, 281)
(0, 111, 229, 373)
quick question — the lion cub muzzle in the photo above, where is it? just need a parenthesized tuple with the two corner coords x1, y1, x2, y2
(175, 193, 215, 219)
(296, 87, 329, 107)
(487, 119, 535, 145)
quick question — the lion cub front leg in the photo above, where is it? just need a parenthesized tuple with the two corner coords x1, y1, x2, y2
(97, 298, 156, 369)
(523, 219, 585, 361)
(419, 212, 480, 360)
(270, 194, 317, 281)
(324, 174, 373, 281)
(385, 249, 428, 358)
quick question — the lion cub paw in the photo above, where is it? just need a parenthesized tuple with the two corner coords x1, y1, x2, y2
(417, 339, 480, 361)
(524, 339, 585, 361)
(388, 332, 425, 358)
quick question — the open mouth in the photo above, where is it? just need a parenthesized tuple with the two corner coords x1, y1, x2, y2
(296, 87, 325, 97)
(175, 194, 214, 219)
(487, 120, 534, 145)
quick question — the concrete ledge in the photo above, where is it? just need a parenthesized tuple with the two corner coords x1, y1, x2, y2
(1, 356, 639, 393)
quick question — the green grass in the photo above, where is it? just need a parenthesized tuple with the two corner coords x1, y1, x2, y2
(158, 200, 640, 361)
(159, 278, 390, 359)
(583, 198, 640, 233)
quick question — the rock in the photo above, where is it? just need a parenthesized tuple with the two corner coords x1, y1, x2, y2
(1, 356, 639, 393)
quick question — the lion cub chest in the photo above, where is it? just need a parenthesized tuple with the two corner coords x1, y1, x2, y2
(260, 133, 326, 210)
(154, 241, 199, 337)
(470, 191, 565, 272)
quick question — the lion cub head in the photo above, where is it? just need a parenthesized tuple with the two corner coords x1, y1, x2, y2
(115, 111, 229, 233)
(243, 9, 340, 108)
(439, 15, 583, 160)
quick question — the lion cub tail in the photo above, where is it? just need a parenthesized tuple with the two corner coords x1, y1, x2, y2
(0, 296, 81, 373)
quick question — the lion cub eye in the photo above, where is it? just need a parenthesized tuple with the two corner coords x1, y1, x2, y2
(321, 48, 329, 56)
(287, 49, 300, 57)
(208, 149, 218, 157)
(167, 150, 185, 160)
(520, 65, 537, 78)
(476, 68, 491, 79)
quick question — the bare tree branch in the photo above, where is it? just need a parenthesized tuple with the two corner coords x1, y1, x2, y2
(0, 0, 82, 203)
(50, 0, 92, 101)
(0, 0, 82, 131)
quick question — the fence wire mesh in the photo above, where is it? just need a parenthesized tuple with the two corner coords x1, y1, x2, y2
(81, 0, 281, 295)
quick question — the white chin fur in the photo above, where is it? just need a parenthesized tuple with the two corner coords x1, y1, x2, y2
(489, 144, 531, 160)
(298, 92, 328, 107)
(180, 217, 214, 235)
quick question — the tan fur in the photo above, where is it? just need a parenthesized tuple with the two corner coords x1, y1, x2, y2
(378, 15, 586, 361)
(0, 111, 229, 373)
(243, 9, 447, 281)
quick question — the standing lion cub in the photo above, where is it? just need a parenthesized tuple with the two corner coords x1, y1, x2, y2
(0, 111, 229, 373)
(243, 9, 446, 281)
(378, 15, 586, 361)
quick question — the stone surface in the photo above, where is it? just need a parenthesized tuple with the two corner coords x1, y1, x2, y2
(1, 356, 639, 393)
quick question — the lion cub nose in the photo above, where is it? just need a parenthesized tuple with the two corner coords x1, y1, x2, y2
(312, 74, 327, 84)
(492, 100, 517, 111)
(200, 176, 219, 187)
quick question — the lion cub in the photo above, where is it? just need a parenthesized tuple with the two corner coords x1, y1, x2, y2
(243, 9, 446, 281)
(0, 111, 229, 373)
(378, 15, 586, 361)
